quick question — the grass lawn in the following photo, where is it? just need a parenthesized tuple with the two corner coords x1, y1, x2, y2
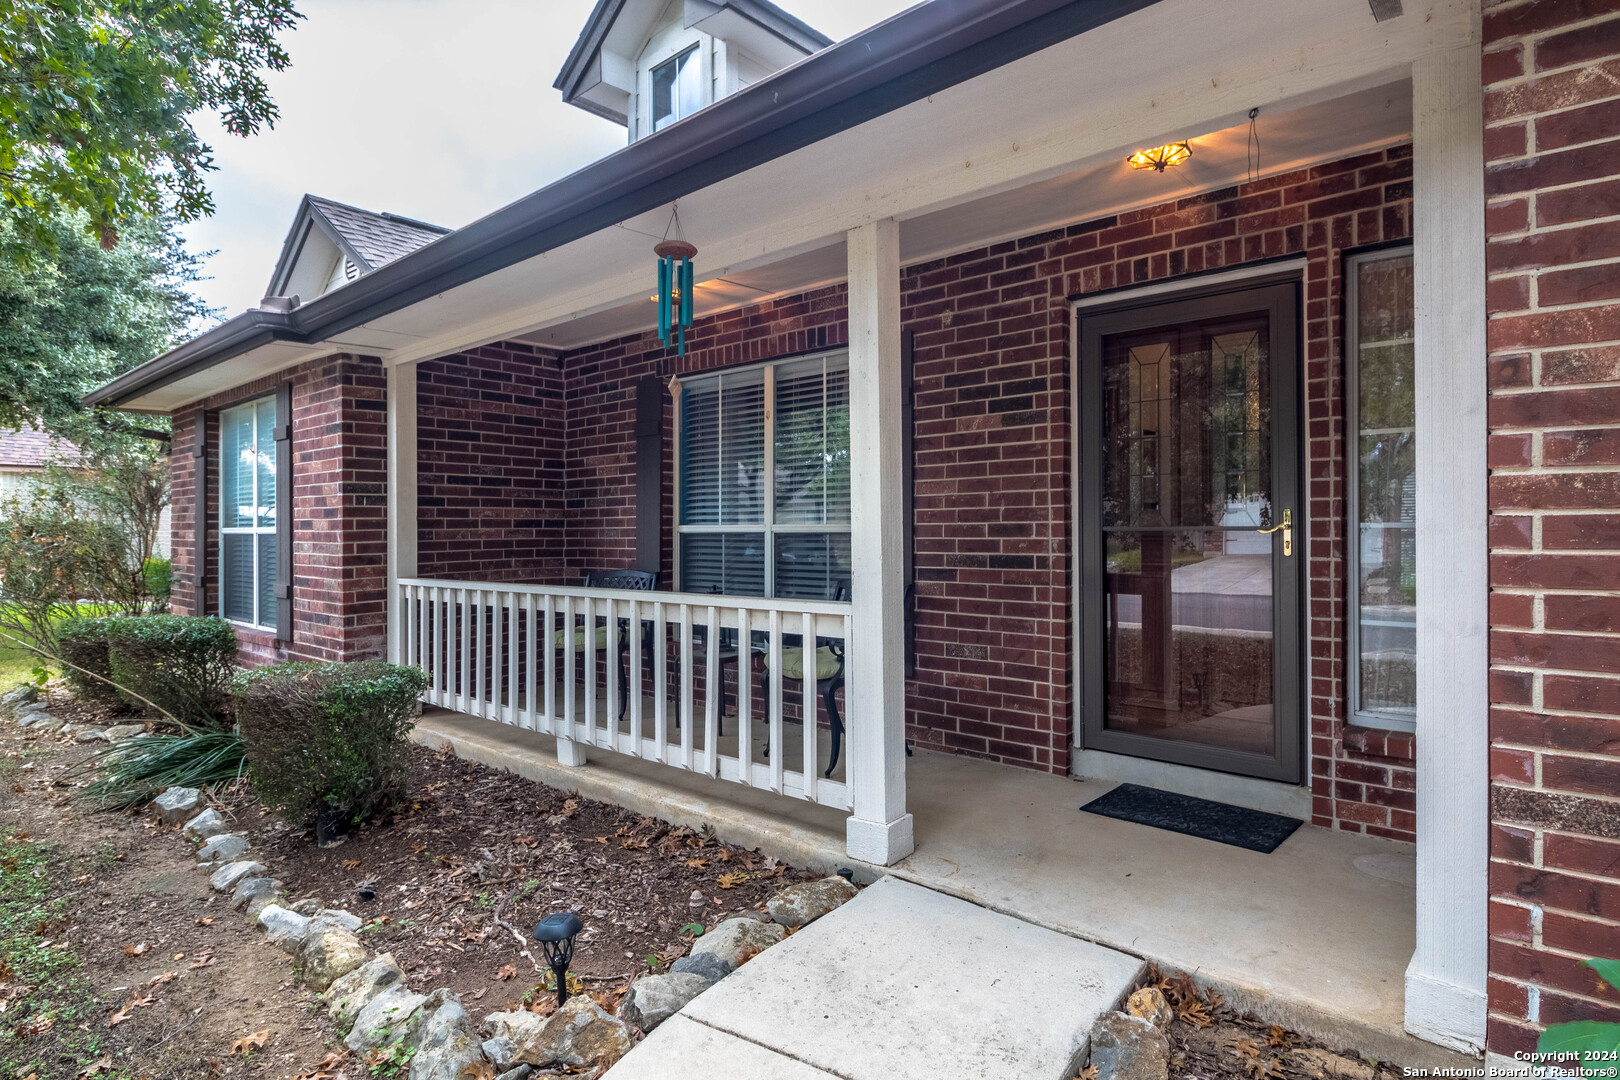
(0, 637, 44, 691)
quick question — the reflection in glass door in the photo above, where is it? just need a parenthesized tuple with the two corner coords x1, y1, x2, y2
(1079, 283, 1301, 782)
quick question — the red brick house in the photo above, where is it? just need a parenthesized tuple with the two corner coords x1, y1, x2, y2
(88, 0, 1620, 1062)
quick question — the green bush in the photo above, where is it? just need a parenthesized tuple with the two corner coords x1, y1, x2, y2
(234, 660, 428, 828)
(57, 616, 122, 707)
(143, 558, 172, 611)
(105, 615, 237, 727)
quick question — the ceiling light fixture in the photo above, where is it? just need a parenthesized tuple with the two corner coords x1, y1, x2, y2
(1127, 142, 1192, 172)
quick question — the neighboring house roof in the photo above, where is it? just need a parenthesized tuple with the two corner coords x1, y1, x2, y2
(556, 0, 833, 124)
(266, 194, 449, 303)
(86, 0, 1160, 411)
(0, 428, 68, 469)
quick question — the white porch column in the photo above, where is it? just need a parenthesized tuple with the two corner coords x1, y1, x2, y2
(386, 362, 418, 666)
(1406, 36, 1488, 1054)
(845, 218, 914, 865)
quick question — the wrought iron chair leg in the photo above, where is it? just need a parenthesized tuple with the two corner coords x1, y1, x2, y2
(823, 679, 844, 778)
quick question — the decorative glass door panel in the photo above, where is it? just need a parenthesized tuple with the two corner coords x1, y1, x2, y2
(1079, 284, 1301, 782)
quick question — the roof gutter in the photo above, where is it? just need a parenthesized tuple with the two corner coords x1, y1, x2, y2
(89, 0, 1161, 411)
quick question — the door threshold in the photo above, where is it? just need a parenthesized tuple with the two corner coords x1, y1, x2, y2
(1072, 748, 1311, 819)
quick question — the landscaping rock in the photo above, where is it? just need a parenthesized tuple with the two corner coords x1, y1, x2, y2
(291, 898, 322, 916)
(62, 724, 106, 742)
(345, 984, 427, 1054)
(484, 997, 631, 1070)
(766, 876, 858, 928)
(230, 877, 283, 913)
(407, 990, 485, 1080)
(15, 701, 48, 717)
(618, 972, 710, 1032)
(1126, 986, 1174, 1028)
(325, 953, 407, 1023)
(3, 685, 39, 711)
(310, 909, 363, 934)
(1090, 1011, 1170, 1080)
(668, 951, 730, 984)
(104, 723, 146, 742)
(196, 834, 250, 862)
(210, 860, 266, 892)
(153, 787, 202, 823)
(258, 905, 312, 951)
(23, 716, 62, 734)
(183, 809, 229, 840)
(482, 1037, 519, 1069)
(687, 917, 787, 972)
(494, 1068, 531, 1080)
(300, 927, 367, 992)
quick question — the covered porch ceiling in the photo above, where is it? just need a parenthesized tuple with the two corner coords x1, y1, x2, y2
(117, 0, 1468, 412)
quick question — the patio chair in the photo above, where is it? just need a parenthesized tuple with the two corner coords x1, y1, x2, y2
(554, 569, 658, 720)
(759, 581, 850, 778)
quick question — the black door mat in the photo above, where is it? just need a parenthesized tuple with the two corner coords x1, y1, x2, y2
(1080, 782, 1302, 853)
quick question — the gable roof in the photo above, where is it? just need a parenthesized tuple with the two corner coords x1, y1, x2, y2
(556, 0, 832, 123)
(266, 195, 449, 301)
(0, 428, 70, 469)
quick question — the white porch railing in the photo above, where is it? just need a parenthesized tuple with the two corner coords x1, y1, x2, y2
(394, 578, 854, 811)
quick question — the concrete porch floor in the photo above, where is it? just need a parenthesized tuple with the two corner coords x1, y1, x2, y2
(411, 709, 1471, 1069)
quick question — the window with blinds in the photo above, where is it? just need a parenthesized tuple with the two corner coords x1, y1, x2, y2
(219, 397, 278, 628)
(677, 351, 851, 600)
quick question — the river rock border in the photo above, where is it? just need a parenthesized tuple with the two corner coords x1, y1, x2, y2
(3, 689, 861, 1076)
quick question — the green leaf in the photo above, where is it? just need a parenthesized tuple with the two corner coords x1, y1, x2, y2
(1538, 1021, 1620, 1075)
(1587, 958, 1620, 994)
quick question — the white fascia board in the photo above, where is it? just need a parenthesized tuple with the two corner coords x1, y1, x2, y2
(361, 0, 1472, 367)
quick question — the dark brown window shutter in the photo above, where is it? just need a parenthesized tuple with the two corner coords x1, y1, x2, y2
(192, 412, 209, 615)
(634, 375, 664, 576)
(902, 329, 916, 677)
(273, 382, 294, 642)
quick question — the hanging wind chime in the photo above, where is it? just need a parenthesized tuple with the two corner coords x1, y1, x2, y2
(654, 207, 696, 358)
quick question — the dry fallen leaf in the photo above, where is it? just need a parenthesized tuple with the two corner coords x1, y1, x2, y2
(341, 858, 361, 870)
(1077, 1066, 1099, 1080)
(1179, 999, 1213, 1028)
(75, 1057, 112, 1079)
(230, 1029, 271, 1055)
(195, 916, 214, 926)
(716, 871, 748, 890)
(493, 964, 517, 982)
(123, 942, 149, 957)
(107, 1007, 133, 1028)
(189, 949, 216, 969)
(1267, 1025, 1290, 1047)
(148, 971, 178, 987)
(684, 858, 709, 869)
(459, 1059, 499, 1080)
(513, 835, 537, 848)
(22, 1014, 54, 1035)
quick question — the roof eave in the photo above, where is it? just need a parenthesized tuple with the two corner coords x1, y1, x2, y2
(84, 310, 301, 410)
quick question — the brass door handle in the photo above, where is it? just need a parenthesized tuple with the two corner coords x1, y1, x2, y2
(1257, 509, 1292, 556)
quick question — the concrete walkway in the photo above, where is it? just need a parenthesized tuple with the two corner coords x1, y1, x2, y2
(608, 877, 1143, 1080)
(412, 710, 1472, 1070)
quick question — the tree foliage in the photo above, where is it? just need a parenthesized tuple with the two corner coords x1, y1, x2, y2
(0, 209, 211, 433)
(0, 0, 302, 258)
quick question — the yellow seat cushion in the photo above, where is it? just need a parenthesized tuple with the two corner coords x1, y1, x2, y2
(771, 646, 842, 682)
(553, 625, 611, 650)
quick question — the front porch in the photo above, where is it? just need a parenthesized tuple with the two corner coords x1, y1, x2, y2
(410, 706, 1466, 1070)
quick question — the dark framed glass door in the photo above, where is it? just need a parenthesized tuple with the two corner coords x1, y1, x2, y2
(1078, 281, 1302, 783)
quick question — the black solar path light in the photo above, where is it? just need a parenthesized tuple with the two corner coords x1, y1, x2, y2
(533, 912, 585, 1009)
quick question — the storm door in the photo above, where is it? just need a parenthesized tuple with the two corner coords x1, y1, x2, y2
(1078, 282, 1302, 782)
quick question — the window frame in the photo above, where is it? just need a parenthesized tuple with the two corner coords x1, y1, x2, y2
(1344, 243, 1417, 733)
(673, 348, 852, 599)
(649, 43, 703, 134)
(217, 394, 280, 632)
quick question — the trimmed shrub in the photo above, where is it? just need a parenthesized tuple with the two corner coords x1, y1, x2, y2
(57, 616, 122, 708)
(234, 661, 428, 829)
(105, 615, 237, 728)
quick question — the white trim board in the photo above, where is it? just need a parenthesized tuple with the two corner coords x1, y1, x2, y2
(1073, 750, 1313, 819)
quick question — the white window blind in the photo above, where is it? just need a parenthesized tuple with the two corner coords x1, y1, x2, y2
(677, 351, 851, 599)
(220, 397, 278, 628)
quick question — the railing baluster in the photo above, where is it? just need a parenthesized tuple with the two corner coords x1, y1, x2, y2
(768, 607, 784, 795)
(628, 597, 643, 756)
(460, 588, 472, 715)
(802, 608, 817, 803)
(506, 590, 519, 725)
(842, 610, 854, 805)
(736, 605, 752, 778)
(542, 593, 555, 734)
(484, 589, 497, 719)
(653, 601, 667, 764)
(524, 594, 537, 731)
(563, 594, 576, 740)
(704, 604, 719, 778)
(679, 604, 694, 771)
(431, 587, 443, 707)
(583, 594, 597, 745)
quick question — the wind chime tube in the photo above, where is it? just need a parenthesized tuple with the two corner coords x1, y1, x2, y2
(657, 257, 671, 344)
(680, 257, 693, 355)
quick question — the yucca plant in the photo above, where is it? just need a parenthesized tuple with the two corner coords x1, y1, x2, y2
(70, 727, 247, 810)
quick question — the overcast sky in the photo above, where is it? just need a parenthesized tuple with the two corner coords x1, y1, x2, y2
(182, 0, 917, 321)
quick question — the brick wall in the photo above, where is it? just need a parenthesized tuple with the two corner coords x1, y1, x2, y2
(549, 147, 1415, 823)
(170, 354, 389, 665)
(416, 342, 568, 584)
(1481, 0, 1620, 1057)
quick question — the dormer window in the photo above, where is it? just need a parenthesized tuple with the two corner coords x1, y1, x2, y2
(652, 46, 703, 132)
